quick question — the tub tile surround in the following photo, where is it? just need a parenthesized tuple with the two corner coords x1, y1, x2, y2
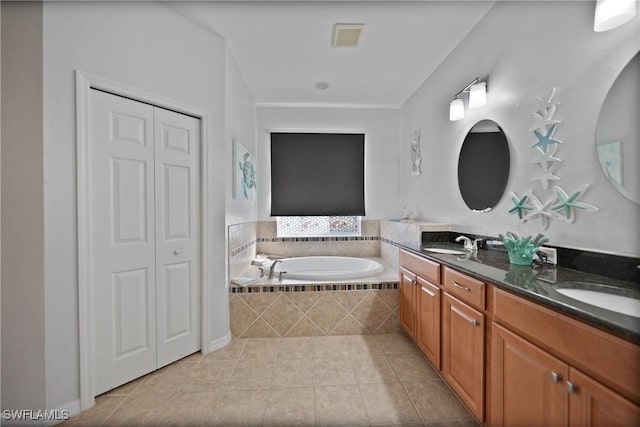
(230, 289, 402, 338)
(380, 220, 451, 270)
(63, 334, 477, 426)
(256, 219, 381, 259)
(227, 220, 456, 339)
(229, 219, 450, 281)
(228, 221, 258, 281)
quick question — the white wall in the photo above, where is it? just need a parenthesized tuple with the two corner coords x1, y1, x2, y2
(256, 107, 401, 221)
(225, 50, 258, 227)
(42, 2, 228, 410)
(400, 1, 640, 257)
(1, 2, 46, 411)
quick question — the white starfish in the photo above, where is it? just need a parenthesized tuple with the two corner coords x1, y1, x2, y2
(529, 105, 561, 134)
(530, 144, 562, 170)
(523, 191, 556, 230)
(532, 87, 560, 117)
(531, 161, 560, 190)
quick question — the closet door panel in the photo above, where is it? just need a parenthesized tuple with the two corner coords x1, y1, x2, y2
(154, 107, 201, 367)
(90, 89, 157, 395)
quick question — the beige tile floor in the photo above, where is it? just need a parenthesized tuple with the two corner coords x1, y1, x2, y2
(62, 333, 478, 426)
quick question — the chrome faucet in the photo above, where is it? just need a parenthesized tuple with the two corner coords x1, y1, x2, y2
(268, 260, 282, 279)
(456, 235, 483, 252)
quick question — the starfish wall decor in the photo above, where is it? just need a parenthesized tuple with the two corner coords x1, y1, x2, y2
(508, 88, 599, 228)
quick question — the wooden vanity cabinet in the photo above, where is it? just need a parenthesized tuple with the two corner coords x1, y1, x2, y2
(442, 266, 486, 421)
(416, 276, 441, 369)
(569, 368, 640, 427)
(491, 287, 640, 427)
(492, 322, 569, 427)
(399, 267, 417, 339)
(398, 249, 640, 427)
(399, 250, 441, 368)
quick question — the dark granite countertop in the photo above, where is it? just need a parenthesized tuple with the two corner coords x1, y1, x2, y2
(399, 242, 640, 344)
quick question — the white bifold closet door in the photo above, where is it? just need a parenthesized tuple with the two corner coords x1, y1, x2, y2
(89, 89, 200, 395)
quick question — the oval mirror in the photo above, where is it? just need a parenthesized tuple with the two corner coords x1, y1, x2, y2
(595, 53, 639, 205)
(457, 120, 510, 211)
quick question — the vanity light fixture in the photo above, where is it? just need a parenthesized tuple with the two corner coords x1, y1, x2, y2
(594, 0, 637, 32)
(449, 77, 488, 121)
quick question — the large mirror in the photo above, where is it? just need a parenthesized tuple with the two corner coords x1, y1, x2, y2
(458, 120, 510, 211)
(595, 53, 639, 205)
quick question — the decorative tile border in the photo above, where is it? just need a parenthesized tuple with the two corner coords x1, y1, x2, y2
(230, 282, 399, 294)
(230, 239, 257, 257)
(257, 236, 380, 243)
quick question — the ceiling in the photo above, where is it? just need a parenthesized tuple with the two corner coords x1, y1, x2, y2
(172, 1, 496, 108)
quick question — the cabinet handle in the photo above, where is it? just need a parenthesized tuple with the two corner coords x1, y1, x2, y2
(412, 279, 417, 285)
(421, 286, 437, 297)
(452, 280, 471, 292)
(566, 381, 578, 394)
(550, 372, 562, 383)
(450, 304, 480, 327)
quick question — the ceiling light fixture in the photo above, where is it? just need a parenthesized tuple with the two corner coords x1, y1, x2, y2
(449, 77, 488, 121)
(315, 81, 329, 90)
(594, 0, 637, 32)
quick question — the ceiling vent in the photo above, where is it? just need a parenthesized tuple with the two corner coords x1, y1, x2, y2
(332, 23, 364, 47)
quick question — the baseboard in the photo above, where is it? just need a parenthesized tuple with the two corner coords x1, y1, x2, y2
(203, 331, 231, 354)
(1, 400, 80, 426)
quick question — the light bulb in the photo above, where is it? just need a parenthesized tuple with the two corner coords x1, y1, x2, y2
(449, 98, 464, 121)
(594, 0, 637, 32)
(468, 82, 487, 109)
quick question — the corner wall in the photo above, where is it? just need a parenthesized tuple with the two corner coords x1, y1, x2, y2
(400, 1, 640, 257)
(1, 1, 46, 411)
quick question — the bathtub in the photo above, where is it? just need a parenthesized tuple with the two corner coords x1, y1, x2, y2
(271, 256, 384, 281)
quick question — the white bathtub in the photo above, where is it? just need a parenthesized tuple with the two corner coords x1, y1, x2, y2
(272, 256, 384, 281)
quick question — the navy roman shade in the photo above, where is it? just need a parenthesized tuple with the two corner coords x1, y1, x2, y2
(270, 132, 365, 216)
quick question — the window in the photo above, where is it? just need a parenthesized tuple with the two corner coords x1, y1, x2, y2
(270, 132, 365, 216)
(276, 216, 361, 237)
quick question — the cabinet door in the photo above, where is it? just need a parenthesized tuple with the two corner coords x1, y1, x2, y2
(492, 322, 569, 427)
(569, 368, 640, 427)
(399, 268, 417, 338)
(443, 293, 484, 420)
(416, 276, 440, 369)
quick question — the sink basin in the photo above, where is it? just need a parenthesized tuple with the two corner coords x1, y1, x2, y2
(423, 247, 467, 255)
(555, 288, 640, 318)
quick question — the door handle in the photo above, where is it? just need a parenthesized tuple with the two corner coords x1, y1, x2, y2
(173, 249, 182, 255)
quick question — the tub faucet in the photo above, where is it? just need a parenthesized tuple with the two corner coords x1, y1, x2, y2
(456, 235, 483, 252)
(268, 260, 282, 279)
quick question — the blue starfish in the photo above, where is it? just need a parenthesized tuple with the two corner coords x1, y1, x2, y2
(508, 192, 533, 220)
(551, 185, 599, 223)
(533, 125, 563, 153)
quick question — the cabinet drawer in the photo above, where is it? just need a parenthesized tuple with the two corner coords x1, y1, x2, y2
(493, 287, 640, 405)
(443, 266, 485, 309)
(400, 250, 440, 284)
